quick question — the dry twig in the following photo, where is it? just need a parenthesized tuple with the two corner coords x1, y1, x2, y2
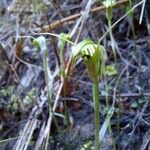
(34, 0, 129, 32)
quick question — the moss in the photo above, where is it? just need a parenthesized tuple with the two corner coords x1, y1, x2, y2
(23, 88, 36, 108)
(0, 86, 14, 98)
(0, 86, 21, 114)
(8, 94, 20, 114)
(0, 86, 14, 108)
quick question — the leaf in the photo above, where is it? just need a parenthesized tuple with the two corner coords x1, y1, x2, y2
(126, 4, 133, 17)
(99, 107, 115, 141)
(104, 65, 117, 76)
(131, 101, 138, 108)
(102, 0, 116, 8)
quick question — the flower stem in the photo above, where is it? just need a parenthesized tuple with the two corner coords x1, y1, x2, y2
(93, 82, 100, 150)
(106, 7, 117, 64)
(42, 50, 52, 150)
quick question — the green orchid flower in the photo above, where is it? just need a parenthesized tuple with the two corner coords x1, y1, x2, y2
(72, 39, 107, 83)
(72, 39, 107, 150)
(102, 0, 116, 8)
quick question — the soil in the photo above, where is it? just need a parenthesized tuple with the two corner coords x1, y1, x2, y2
(0, 0, 150, 150)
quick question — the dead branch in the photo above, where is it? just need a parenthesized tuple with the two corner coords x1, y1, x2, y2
(34, 0, 129, 32)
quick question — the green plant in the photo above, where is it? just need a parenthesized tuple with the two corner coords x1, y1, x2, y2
(102, 0, 117, 63)
(57, 33, 71, 125)
(7, 94, 20, 114)
(72, 39, 107, 150)
(33, 36, 53, 111)
(80, 140, 94, 150)
(23, 88, 36, 108)
(58, 33, 71, 75)
(33, 0, 43, 15)
(126, 0, 136, 40)
(33, 36, 53, 149)
(104, 65, 117, 76)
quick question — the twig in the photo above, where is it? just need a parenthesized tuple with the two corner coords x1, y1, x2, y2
(13, 91, 47, 150)
(100, 93, 150, 101)
(98, 0, 144, 43)
(139, 0, 146, 24)
(123, 100, 149, 150)
(34, 0, 129, 32)
(0, 136, 20, 143)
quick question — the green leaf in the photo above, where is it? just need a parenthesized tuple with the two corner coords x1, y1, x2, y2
(131, 101, 138, 108)
(126, 4, 133, 17)
(102, 0, 116, 8)
(104, 65, 117, 76)
(99, 107, 115, 141)
(138, 99, 145, 104)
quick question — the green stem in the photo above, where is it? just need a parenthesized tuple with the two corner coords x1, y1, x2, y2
(107, 8, 117, 64)
(129, 0, 136, 41)
(93, 82, 100, 150)
(60, 49, 69, 125)
(42, 50, 52, 111)
(63, 75, 69, 126)
(42, 50, 52, 150)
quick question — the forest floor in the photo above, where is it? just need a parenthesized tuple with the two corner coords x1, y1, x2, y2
(0, 0, 150, 150)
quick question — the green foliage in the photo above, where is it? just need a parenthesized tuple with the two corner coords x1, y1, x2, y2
(99, 107, 115, 141)
(0, 86, 13, 97)
(104, 65, 117, 76)
(23, 89, 36, 108)
(57, 33, 72, 125)
(131, 101, 138, 108)
(57, 32, 71, 77)
(80, 141, 94, 150)
(102, 0, 117, 63)
(33, 35, 53, 150)
(8, 95, 20, 114)
(126, 0, 134, 17)
(72, 39, 108, 149)
(0, 86, 21, 114)
(131, 99, 146, 109)
(0, 86, 13, 108)
(34, 0, 44, 15)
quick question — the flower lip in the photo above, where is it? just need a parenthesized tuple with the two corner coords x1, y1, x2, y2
(72, 39, 95, 62)
(102, 0, 116, 8)
(71, 39, 107, 82)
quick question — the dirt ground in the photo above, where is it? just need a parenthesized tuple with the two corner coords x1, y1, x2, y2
(0, 0, 150, 150)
